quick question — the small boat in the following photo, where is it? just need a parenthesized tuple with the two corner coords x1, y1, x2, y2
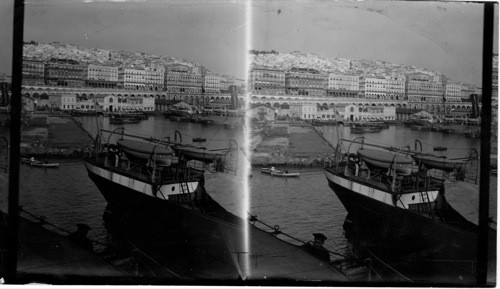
(442, 128, 455, 133)
(261, 167, 281, 175)
(192, 137, 207, 143)
(117, 139, 173, 165)
(21, 157, 59, 168)
(433, 146, 447, 151)
(350, 126, 382, 134)
(410, 125, 431, 131)
(201, 119, 215, 125)
(271, 171, 300, 178)
(172, 146, 226, 163)
(465, 129, 480, 138)
(170, 116, 191, 122)
(31, 162, 59, 168)
(357, 148, 414, 176)
(109, 116, 125, 124)
(412, 155, 465, 172)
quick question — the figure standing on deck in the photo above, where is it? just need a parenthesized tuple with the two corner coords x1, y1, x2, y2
(68, 223, 94, 251)
(301, 233, 330, 262)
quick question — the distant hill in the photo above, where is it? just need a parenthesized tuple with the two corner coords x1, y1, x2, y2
(22, 41, 230, 79)
(250, 50, 454, 83)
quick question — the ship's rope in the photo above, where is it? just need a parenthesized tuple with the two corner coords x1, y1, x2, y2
(247, 213, 347, 258)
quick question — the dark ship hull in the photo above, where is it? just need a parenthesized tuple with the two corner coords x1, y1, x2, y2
(325, 168, 496, 282)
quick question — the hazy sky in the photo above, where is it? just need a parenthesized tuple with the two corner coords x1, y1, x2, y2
(0, 0, 497, 86)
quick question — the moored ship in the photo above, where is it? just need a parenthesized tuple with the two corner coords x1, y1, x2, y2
(83, 128, 350, 281)
(324, 137, 495, 283)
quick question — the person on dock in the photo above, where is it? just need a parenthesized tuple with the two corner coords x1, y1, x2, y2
(68, 223, 94, 251)
(301, 233, 330, 262)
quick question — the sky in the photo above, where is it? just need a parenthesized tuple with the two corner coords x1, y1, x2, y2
(0, 0, 497, 86)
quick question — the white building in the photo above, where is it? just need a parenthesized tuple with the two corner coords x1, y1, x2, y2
(203, 72, 221, 94)
(289, 103, 317, 120)
(360, 77, 387, 100)
(143, 95, 155, 112)
(119, 67, 146, 91)
(445, 82, 463, 102)
(336, 104, 362, 121)
(61, 94, 76, 110)
(328, 74, 359, 91)
(144, 67, 165, 91)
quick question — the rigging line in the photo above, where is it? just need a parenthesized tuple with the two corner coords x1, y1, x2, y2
(125, 240, 182, 279)
(248, 213, 347, 258)
(206, 124, 223, 147)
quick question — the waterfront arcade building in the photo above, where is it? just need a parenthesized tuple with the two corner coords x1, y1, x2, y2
(22, 59, 45, 86)
(86, 64, 119, 89)
(165, 65, 204, 105)
(385, 75, 406, 101)
(250, 67, 286, 95)
(405, 73, 445, 114)
(44, 59, 86, 87)
(445, 82, 463, 103)
(285, 67, 326, 97)
(326, 74, 360, 98)
(360, 76, 388, 100)
(203, 72, 221, 94)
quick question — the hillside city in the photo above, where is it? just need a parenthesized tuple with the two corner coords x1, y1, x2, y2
(15, 41, 497, 126)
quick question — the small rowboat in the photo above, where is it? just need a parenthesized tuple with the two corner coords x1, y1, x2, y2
(271, 171, 300, 178)
(433, 146, 447, 151)
(117, 139, 173, 164)
(261, 167, 280, 174)
(172, 146, 225, 163)
(31, 162, 59, 168)
(21, 158, 59, 168)
(357, 148, 413, 176)
(412, 155, 465, 172)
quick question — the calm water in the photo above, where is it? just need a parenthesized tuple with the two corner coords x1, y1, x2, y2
(4, 119, 496, 277)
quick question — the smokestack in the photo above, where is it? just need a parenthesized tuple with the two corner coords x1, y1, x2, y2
(229, 85, 238, 110)
(470, 94, 479, 118)
(0, 82, 10, 107)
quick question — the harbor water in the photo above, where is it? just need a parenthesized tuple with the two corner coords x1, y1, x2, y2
(5, 118, 496, 278)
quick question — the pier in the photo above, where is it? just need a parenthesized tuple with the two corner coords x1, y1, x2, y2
(20, 112, 93, 158)
(251, 121, 334, 168)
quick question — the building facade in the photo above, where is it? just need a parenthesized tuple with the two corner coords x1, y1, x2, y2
(119, 67, 147, 91)
(44, 59, 86, 87)
(250, 67, 286, 95)
(22, 58, 45, 85)
(285, 67, 326, 97)
(405, 73, 444, 112)
(360, 77, 387, 100)
(203, 72, 221, 94)
(86, 64, 119, 89)
(144, 67, 165, 91)
(444, 82, 463, 103)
